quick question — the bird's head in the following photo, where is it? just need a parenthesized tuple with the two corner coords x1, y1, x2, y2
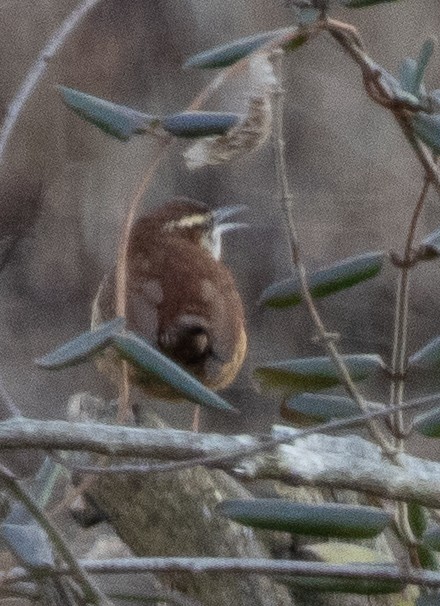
(138, 197, 246, 260)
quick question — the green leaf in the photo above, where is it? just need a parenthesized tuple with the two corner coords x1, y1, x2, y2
(414, 39, 435, 94)
(255, 354, 384, 394)
(112, 332, 236, 412)
(35, 318, 125, 370)
(162, 111, 241, 138)
(0, 524, 53, 571)
(399, 39, 435, 97)
(414, 407, 440, 438)
(409, 336, 440, 369)
(423, 526, 440, 551)
(279, 573, 404, 595)
(281, 393, 362, 426)
(399, 58, 418, 95)
(216, 499, 392, 538)
(430, 90, 440, 111)
(408, 502, 428, 539)
(340, 0, 403, 8)
(419, 228, 440, 260)
(413, 113, 440, 155)
(259, 251, 385, 308)
(57, 86, 156, 141)
(184, 27, 299, 69)
(417, 544, 439, 570)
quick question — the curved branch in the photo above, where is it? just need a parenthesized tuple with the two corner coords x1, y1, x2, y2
(0, 0, 104, 166)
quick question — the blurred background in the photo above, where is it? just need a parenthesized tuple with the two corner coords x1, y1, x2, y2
(0, 0, 439, 447)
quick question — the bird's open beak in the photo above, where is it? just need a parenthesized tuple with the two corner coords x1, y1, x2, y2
(213, 205, 248, 234)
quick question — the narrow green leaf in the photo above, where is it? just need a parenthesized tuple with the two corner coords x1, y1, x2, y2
(184, 27, 299, 69)
(35, 318, 125, 370)
(414, 39, 436, 94)
(340, 0, 403, 8)
(255, 354, 384, 394)
(408, 502, 428, 539)
(282, 393, 362, 426)
(419, 228, 440, 260)
(0, 524, 53, 570)
(408, 501, 428, 539)
(162, 111, 241, 138)
(413, 113, 440, 155)
(414, 407, 440, 438)
(259, 251, 385, 308)
(399, 58, 419, 95)
(57, 86, 156, 141)
(409, 336, 440, 369)
(399, 39, 435, 97)
(430, 90, 440, 111)
(112, 332, 236, 412)
(423, 526, 440, 551)
(417, 544, 439, 571)
(279, 573, 404, 595)
(217, 499, 392, 538)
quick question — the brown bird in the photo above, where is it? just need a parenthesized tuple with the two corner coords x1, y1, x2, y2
(91, 197, 247, 401)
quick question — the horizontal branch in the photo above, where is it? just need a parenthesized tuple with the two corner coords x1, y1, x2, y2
(2, 405, 440, 507)
(6, 556, 440, 590)
(1, 392, 436, 458)
(239, 429, 440, 509)
(0, 417, 258, 458)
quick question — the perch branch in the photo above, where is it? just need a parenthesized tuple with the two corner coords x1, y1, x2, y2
(1, 394, 440, 506)
(0, 393, 434, 457)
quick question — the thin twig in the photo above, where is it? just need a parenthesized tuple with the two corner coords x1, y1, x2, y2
(0, 466, 112, 606)
(271, 49, 394, 455)
(0, 0, 104, 166)
(390, 174, 431, 445)
(114, 140, 171, 423)
(325, 20, 440, 196)
(325, 16, 440, 559)
(395, 112, 440, 195)
(7, 555, 440, 590)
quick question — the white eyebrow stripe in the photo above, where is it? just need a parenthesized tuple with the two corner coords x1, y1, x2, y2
(164, 213, 210, 231)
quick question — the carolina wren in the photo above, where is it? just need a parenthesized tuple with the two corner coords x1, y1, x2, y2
(91, 197, 247, 400)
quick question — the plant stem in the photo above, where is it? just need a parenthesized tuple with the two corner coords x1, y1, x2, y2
(0, 467, 112, 605)
(271, 49, 394, 456)
(390, 175, 431, 447)
(0, 0, 104, 166)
